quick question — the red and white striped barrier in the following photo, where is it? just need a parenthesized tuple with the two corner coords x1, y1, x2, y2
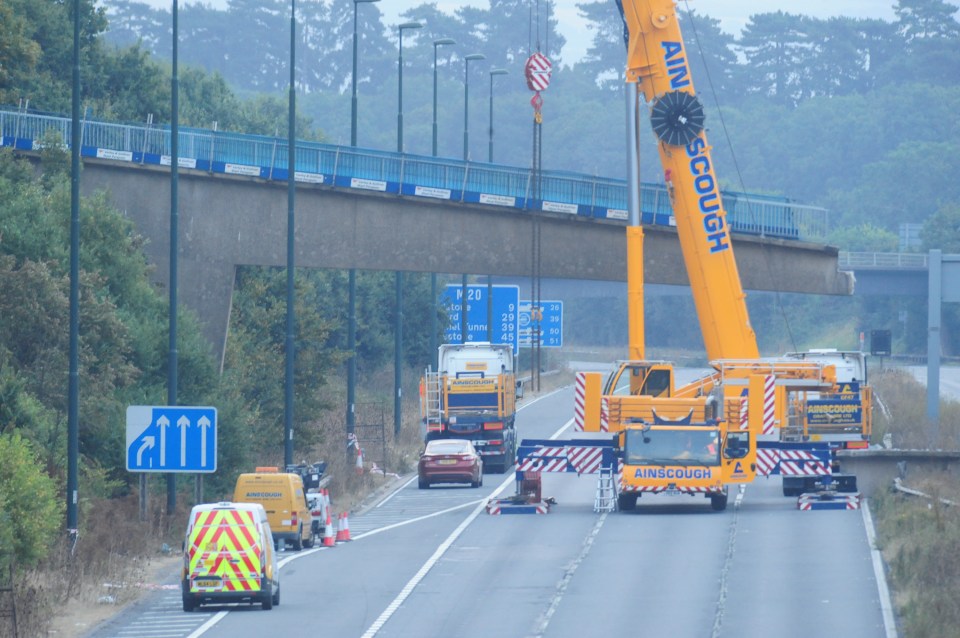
(574, 372, 586, 431)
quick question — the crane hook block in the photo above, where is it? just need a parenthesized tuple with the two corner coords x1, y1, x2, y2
(650, 90, 705, 146)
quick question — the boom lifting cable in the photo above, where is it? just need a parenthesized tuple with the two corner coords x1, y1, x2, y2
(680, 0, 798, 353)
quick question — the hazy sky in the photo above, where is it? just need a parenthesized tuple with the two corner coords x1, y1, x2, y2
(112, 0, 900, 64)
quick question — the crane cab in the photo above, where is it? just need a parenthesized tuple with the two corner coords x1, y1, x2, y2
(604, 361, 675, 398)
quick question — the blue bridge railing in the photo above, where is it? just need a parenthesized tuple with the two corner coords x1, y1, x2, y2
(0, 108, 827, 241)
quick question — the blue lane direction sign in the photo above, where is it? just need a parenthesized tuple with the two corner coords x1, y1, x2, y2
(126, 406, 217, 473)
(519, 300, 563, 348)
(443, 284, 519, 352)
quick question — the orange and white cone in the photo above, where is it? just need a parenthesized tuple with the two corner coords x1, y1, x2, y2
(355, 447, 364, 475)
(340, 512, 352, 542)
(322, 510, 335, 547)
(336, 512, 352, 542)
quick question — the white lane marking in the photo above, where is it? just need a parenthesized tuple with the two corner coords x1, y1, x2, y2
(360, 403, 576, 637)
(186, 612, 228, 638)
(354, 499, 485, 539)
(711, 484, 746, 638)
(861, 500, 899, 638)
(377, 475, 418, 508)
(529, 512, 608, 637)
(191, 386, 575, 636)
(359, 498, 490, 638)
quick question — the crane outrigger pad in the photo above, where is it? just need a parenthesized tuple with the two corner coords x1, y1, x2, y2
(485, 499, 550, 515)
(797, 492, 862, 511)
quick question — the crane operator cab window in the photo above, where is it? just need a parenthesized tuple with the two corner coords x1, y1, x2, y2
(608, 364, 673, 398)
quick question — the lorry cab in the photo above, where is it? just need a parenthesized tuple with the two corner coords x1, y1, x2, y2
(181, 501, 279, 611)
(234, 467, 314, 551)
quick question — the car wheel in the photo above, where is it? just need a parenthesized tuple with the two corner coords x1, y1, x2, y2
(418, 477, 429, 489)
(471, 476, 480, 488)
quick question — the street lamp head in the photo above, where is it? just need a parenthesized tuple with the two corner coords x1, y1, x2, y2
(490, 68, 509, 77)
(465, 53, 486, 62)
(434, 38, 456, 46)
(399, 21, 422, 30)
(354, 0, 379, 4)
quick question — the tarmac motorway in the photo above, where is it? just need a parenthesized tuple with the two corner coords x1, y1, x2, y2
(85, 377, 895, 638)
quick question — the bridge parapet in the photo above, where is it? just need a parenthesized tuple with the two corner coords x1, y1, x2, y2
(839, 251, 929, 270)
(837, 449, 960, 496)
(1, 107, 827, 241)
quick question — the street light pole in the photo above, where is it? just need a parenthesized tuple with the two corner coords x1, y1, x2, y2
(463, 53, 485, 161)
(432, 38, 456, 157)
(488, 68, 508, 163)
(351, 0, 380, 147)
(348, 0, 377, 465)
(397, 22, 422, 153)
(431, 38, 455, 363)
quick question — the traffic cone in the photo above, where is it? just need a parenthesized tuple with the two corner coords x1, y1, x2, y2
(336, 512, 351, 542)
(322, 510, 335, 547)
(355, 447, 364, 475)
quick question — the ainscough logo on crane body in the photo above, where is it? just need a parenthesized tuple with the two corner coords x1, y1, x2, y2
(661, 41, 690, 89)
(685, 138, 730, 253)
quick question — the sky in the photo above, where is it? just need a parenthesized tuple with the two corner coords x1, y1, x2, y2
(117, 1, 900, 64)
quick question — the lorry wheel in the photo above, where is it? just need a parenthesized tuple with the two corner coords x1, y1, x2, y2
(292, 527, 303, 551)
(710, 493, 728, 511)
(618, 493, 638, 511)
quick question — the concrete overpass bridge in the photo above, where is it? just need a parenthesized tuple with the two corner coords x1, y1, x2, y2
(2, 109, 853, 363)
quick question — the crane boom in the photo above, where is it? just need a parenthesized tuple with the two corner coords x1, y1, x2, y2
(618, 0, 758, 361)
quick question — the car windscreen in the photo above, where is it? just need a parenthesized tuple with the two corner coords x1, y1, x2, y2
(425, 441, 470, 455)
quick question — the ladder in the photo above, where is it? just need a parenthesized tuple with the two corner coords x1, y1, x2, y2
(594, 465, 617, 513)
(422, 370, 443, 430)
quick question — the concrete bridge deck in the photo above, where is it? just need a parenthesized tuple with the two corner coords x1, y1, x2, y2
(79, 160, 853, 362)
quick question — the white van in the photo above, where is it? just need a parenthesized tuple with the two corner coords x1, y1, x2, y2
(181, 501, 280, 611)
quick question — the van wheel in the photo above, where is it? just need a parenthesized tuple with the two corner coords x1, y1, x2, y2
(182, 595, 196, 612)
(292, 527, 303, 551)
(261, 588, 273, 610)
(272, 584, 280, 606)
(304, 531, 315, 549)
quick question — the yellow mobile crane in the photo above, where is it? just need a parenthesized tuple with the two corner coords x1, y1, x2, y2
(569, 0, 870, 511)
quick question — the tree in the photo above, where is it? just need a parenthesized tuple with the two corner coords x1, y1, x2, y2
(895, 0, 960, 42)
(0, 431, 62, 570)
(737, 11, 816, 105)
(826, 224, 900, 252)
(575, 0, 627, 91)
(921, 203, 960, 252)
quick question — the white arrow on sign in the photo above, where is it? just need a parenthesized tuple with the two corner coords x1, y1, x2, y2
(198, 415, 211, 467)
(177, 415, 190, 467)
(137, 435, 155, 468)
(157, 415, 169, 467)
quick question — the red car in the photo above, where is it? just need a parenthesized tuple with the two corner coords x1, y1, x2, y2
(418, 439, 484, 489)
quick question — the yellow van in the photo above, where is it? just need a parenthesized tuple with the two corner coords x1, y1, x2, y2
(233, 467, 314, 551)
(181, 501, 279, 611)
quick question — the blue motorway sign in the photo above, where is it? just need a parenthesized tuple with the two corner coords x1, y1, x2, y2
(519, 300, 563, 348)
(443, 284, 519, 352)
(126, 406, 217, 473)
